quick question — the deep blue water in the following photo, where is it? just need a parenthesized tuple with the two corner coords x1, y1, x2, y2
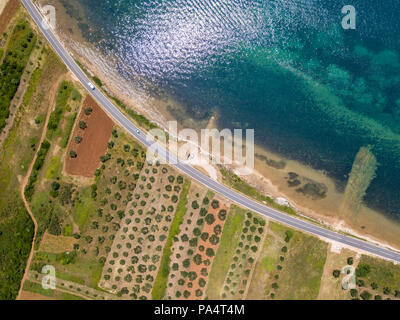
(67, 0, 400, 220)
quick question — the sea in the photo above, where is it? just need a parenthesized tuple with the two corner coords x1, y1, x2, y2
(50, 0, 400, 224)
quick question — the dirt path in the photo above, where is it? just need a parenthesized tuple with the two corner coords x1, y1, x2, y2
(16, 75, 64, 300)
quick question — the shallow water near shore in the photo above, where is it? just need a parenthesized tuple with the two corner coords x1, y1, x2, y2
(43, 0, 400, 243)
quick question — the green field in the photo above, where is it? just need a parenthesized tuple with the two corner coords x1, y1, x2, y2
(356, 255, 400, 298)
(45, 156, 62, 180)
(73, 186, 97, 230)
(46, 81, 74, 140)
(246, 222, 328, 300)
(270, 223, 327, 299)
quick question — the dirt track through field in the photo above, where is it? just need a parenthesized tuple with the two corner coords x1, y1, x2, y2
(16, 76, 64, 300)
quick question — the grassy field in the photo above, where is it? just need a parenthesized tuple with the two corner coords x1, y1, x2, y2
(61, 112, 78, 148)
(45, 156, 62, 180)
(356, 255, 400, 299)
(247, 222, 328, 300)
(316, 248, 355, 300)
(46, 81, 74, 140)
(73, 186, 97, 230)
(271, 223, 327, 299)
(206, 205, 246, 299)
(22, 67, 42, 107)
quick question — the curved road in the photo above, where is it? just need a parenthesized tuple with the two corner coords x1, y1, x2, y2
(22, 0, 400, 263)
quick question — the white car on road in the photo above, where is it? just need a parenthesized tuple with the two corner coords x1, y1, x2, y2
(88, 82, 95, 90)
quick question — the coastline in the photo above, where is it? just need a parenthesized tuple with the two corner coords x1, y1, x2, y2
(41, 0, 400, 252)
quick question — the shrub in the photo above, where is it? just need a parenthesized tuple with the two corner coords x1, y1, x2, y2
(209, 235, 219, 245)
(84, 107, 93, 115)
(193, 254, 202, 265)
(211, 200, 219, 209)
(200, 232, 209, 241)
(69, 150, 77, 158)
(332, 270, 341, 278)
(218, 209, 227, 221)
(206, 248, 215, 257)
(383, 287, 391, 295)
(284, 230, 294, 242)
(214, 225, 222, 235)
(199, 278, 206, 288)
(49, 215, 62, 235)
(56, 251, 77, 265)
(205, 214, 215, 225)
(356, 264, 371, 277)
(74, 136, 82, 144)
(350, 289, 358, 298)
(182, 259, 190, 268)
(51, 181, 60, 191)
(192, 201, 199, 209)
(193, 228, 201, 237)
(79, 121, 87, 129)
(360, 290, 372, 300)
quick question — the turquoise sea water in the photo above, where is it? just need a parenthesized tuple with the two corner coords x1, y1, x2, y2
(65, 0, 400, 220)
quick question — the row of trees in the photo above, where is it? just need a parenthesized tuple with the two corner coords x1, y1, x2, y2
(0, 21, 36, 131)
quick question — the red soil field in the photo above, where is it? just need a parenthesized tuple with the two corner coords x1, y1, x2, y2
(19, 290, 56, 300)
(0, 0, 19, 34)
(185, 201, 230, 300)
(65, 95, 114, 178)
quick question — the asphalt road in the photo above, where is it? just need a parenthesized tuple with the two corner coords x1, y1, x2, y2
(21, 0, 400, 263)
